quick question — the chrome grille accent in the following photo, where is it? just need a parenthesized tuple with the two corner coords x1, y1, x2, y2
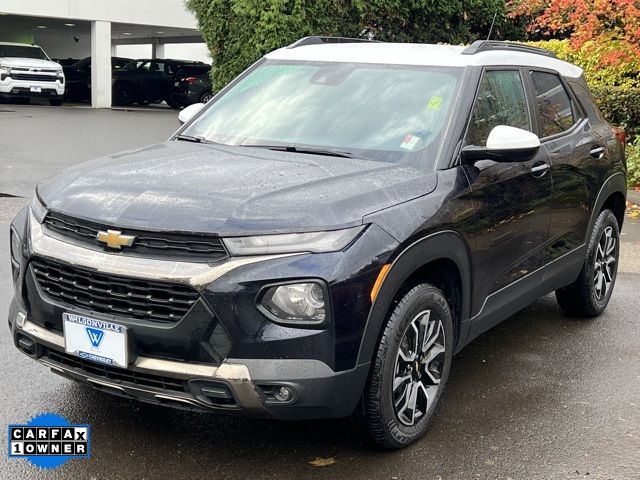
(43, 211, 227, 261)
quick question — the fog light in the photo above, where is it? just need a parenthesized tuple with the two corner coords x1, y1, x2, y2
(274, 386, 293, 402)
(15, 312, 26, 329)
(260, 282, 327, 326)
(259, 384, 296, 403)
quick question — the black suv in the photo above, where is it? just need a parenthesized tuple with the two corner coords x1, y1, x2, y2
(63, 56, 131, 102)
(112, 59, 208, 106)
(167, 64, 213, 108)
(8, 38, 626, 449)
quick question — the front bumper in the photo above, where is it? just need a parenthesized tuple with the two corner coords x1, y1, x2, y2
(9, 299, 370, 419)
(0, 79, 65, 98)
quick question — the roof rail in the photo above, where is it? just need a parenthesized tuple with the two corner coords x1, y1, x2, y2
(287, 36, 377, 49)
(462, 40, 556, 58)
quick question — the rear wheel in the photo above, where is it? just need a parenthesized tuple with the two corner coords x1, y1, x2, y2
(353, 283, 453, 449)
(200, 91, 214, 104)
(556, 209, 620, 316)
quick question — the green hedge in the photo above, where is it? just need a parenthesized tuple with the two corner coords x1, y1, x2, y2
(591, 87, 640, 141)
(628, 138, 640, 188)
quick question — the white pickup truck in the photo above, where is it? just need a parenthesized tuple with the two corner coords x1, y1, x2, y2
(0, 42, 65, 106)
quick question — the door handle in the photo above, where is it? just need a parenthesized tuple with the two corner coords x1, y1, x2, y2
(590, 145, 605, 159)
(530, 162, 551, 178)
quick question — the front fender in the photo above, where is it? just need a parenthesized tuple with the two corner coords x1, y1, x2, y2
(355, 230, 472, 367)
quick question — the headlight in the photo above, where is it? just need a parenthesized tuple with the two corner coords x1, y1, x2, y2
(10, 228, 22, 264)
(30, 194, 48, 223)
(259, 281, 327, 327)
(223, 226, 365, 255)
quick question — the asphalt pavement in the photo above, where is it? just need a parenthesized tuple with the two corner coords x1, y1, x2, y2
(0, 104, 639, 479)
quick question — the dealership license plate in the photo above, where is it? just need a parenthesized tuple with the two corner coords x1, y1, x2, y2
(30, 86, 41, 93)
(63, 314, 127, 368)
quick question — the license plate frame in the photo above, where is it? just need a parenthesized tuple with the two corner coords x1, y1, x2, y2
(63, 313, 128, 368)
(30, 86, 42, 93)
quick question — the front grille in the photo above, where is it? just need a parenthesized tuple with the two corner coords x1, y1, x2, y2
(31, 257, 200, 323)
(43, 347, 187, 392)
(13, 73, 57, 82)
(43, 211, 227, 262)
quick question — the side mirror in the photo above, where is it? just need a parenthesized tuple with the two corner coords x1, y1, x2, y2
(462, 125, 540, 163)
(178, 103, 205, 125)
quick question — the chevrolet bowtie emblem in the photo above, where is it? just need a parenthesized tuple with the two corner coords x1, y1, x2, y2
(96, 229, 136, 250)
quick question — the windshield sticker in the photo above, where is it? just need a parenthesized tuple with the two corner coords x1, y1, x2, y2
(400, 134, 420, 150)
(427, 96, 443, 110)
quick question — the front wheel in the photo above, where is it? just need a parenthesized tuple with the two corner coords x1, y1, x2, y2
(113, 83, 134, 106)
(353, 283, 453, 449)
(556, 209, 620, 317)
(166, 99, 183, 109)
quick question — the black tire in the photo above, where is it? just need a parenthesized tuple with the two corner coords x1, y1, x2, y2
(353, 283, 453, 449)
(113, 83, 134, 106)
(200, 91, 214, 104)
(556, 209, 620, 317)
(166, 99, 183, 109)
(49, 98, 63, 106)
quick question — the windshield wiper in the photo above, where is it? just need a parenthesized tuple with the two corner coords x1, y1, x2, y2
(239, 144, 361, 159)
(175, 134, 211, 144)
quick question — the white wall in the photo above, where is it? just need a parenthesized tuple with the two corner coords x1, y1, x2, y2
(0, 0, 198, 29)
(34, 32, 91, 60)
(116, 43, 211, 63)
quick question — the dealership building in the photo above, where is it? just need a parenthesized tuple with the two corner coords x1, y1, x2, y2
(0, 0, 204, 108)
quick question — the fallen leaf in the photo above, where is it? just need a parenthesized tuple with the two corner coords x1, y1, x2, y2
(309, 457, 336, 467)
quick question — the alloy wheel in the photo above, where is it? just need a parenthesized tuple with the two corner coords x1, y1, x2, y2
(594, 225, 617, 300)
(393, 310, 446, 426)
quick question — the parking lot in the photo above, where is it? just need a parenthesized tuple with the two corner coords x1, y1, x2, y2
(1, 104, 639, 479)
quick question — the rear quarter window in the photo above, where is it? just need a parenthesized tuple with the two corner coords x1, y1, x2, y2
(530, 71, 575, 137)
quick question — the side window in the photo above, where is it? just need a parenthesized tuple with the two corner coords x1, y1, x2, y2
(466, 70, 530, 146)
(530, 71, 575, 137)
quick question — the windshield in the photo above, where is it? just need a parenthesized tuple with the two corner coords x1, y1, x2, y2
(183, 60, 462, 163)
(122, 60, 144, 71)
(0, 45, 48, 60)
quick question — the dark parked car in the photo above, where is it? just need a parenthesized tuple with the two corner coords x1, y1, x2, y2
(53, 58, 81, 67)
(63, 56, 131, 102)
(9, 38, 626, 449)
(112, 58, 208, 106)
(168, 64, 213, 108)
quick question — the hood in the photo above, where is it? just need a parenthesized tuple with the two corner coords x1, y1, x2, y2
(1, 57, 62, 70)
(37, 141, 437, 236)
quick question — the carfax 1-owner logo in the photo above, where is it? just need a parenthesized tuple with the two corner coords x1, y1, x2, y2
(8, 413, 91, 469)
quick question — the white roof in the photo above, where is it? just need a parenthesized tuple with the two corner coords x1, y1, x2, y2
(266, 42, 583, 79)
(0, 41, 41, 47)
